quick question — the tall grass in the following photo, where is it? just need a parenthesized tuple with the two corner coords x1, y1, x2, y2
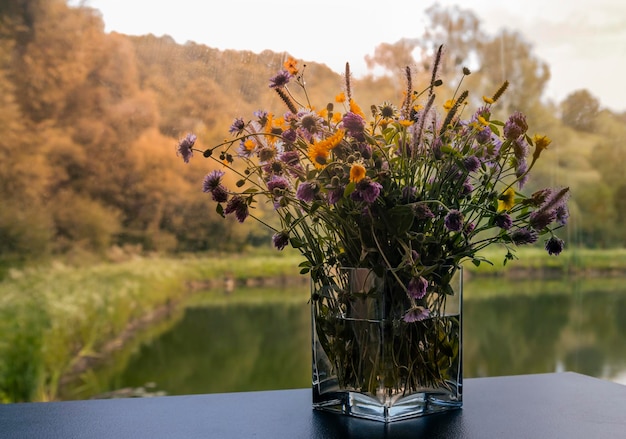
(0, 252, 302, 403)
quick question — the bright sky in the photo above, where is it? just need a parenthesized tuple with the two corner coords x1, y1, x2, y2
(72, 0, 626, 112)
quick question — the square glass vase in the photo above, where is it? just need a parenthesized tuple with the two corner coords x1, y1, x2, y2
(311, 267, 462, 423)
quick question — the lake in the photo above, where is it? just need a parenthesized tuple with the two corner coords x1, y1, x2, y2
(59, 275, 626, 400)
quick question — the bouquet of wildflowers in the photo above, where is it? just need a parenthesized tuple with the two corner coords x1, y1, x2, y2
(177, 46, 569, 403)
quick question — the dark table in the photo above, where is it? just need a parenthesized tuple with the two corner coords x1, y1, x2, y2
(1, 372, 625, 438)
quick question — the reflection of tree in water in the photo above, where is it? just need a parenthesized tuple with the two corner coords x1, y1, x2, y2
(464, 288, 626, 380)
(118, 303, 310, 395)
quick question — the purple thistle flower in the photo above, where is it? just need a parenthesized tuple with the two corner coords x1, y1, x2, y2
(350, 179, 382, 204)
(529, 208, 557, 231)
(267, 175, 289, 192)
(407, 276, 428, 300)
(413, 203, 435, 220)
(176, 133, 196, 163)
(327, 186, 345, 205)
(475, 125, 493, 145)
(555, 204, 569, 226)
(545, 236, 565, 256)
(463, 155, 481, 172)
(513, 138, 529, 161)
(515, 159, 529, 189)
(224, 196, 249, 223)
(503, 111, 528, 140)
(342, 112, 366, 141)
(296, 181, 318, 203)
(229, 118, 246, 135)
(403, 306, 431, 323)
(281, 128, 298, 144)
(254, 110, 269, 126)
(444, 209, 464, 232)
(511, 227, 539, 245)
(272, 231, 290, 251)
(269, 70, 292, 88)
(210, 185, 228, 203)
(494, 212, 513, 230)
(203, 170, 225, 193)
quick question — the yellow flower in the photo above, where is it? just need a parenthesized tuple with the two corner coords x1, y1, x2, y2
(332, 112, 343, 124)
(308, 143, 329, 169)
(532, 134, 551, 161)
(482, 96, 494, 104)
(350, 163, 366, 183)
(349, 99, 366, 119)
(477, 116, 489, 126)
(498, 188, 516, 211)
(399, 120, 413, 127)
(335, 92, 346, 103)
(443, 99, 454, 111)
(316, 128, 345, 151)
(243, 138, 256, 151)
(283, 57, 298, 75)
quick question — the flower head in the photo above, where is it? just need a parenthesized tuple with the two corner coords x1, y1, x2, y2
(349, 164, 366, 183)
(545, 236, 565, 256)
(176, 133, 197, 163)
(224, 196, 249, 223)
(351, 179, 382, 204)
(272, 231, 291, 250)
(503, 111, 528, 140)
(403, 306, 431, 323)
(269, 70, 292, 88)
(498, 188, 516, 211)
(444, 210, 464, 232)
(407, 276, 428, 300)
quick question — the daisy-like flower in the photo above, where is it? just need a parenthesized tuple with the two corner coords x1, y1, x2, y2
(498, 188, 516, 211)
(308, 143, 329, 169)
(349, 163, 366, 183)
(229, 118, 246, 135)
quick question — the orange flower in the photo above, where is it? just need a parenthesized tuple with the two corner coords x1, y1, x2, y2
(349, 99, 366, 119)
(284, 57, 298, 75)
(308, 142, 329, 169)
(335, 92, 346, 103)
(350, 163, 366, 183)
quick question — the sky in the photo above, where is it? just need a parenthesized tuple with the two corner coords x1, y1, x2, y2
(71, 0, 626, 112)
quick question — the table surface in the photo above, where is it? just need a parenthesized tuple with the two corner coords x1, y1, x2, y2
(1, 372, 625, 438)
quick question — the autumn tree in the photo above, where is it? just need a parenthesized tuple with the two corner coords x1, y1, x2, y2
(561, 89, 600, 132)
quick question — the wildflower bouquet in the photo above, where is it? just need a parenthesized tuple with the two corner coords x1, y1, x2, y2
(177, 45, 569, 421)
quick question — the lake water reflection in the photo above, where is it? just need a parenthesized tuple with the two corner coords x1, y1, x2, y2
(62, 276, 626, 399)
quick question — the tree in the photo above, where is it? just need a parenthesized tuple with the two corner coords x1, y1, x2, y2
(561, 89, 600, 132)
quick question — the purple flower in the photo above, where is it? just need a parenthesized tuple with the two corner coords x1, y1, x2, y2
(511, 227, 538, 245)
(342, 112, 366, 141)
(403, 306, 431, 323)
(327, 186, 345, 205)
(407, 276, 428, 300)
(545, 236, 565, 256)
(413, 203, 435, 220)
(203, 170, 225, 193)
(350, 179, 382, 204)
(203, 170, 229, 202)
(272, 231, 290, 251)
(463, 156, 481, 172)
(210, 185, 228, 203)
(529, 208, 557, 231)
(269, 70, 292, 88)
(176, 133, 196, 163)
(296, 181, 318, 202)
(281, 129, 297, 144)
(229, 118, 246, 135)
(494, 212, 513, 230)
(475, 125, 493, 145)
(513, 138, 529, 161)
(267, 175, 290, 208)
(444, 209, 464, 232)
(503, 111, 528, 140)
(224, 196, 249, 223)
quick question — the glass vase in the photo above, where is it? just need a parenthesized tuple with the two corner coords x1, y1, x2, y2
(311, 266, 462, 422)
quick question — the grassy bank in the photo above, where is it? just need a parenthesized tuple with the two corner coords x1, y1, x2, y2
(0, 251, 302, 403)
(1, 247, 626, 403)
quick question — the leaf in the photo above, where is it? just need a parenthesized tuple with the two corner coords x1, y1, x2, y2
(343, 182, 356, 197)
(215, 203, 225, 218)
